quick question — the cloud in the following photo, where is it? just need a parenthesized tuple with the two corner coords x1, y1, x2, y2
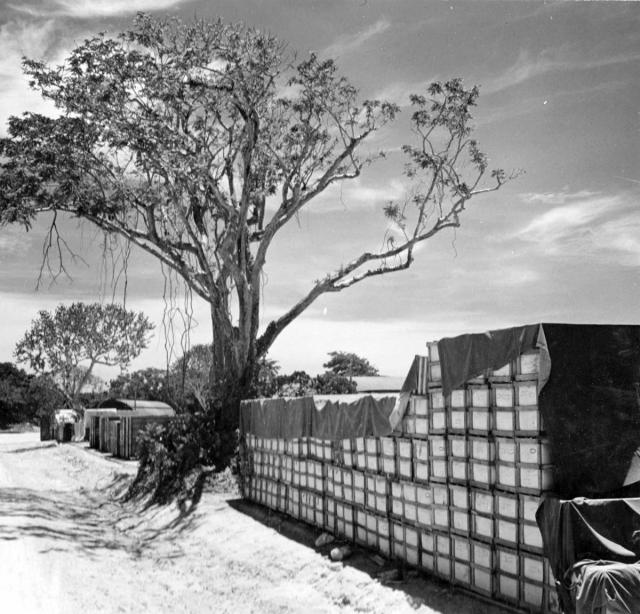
(476, 78, 627, 127)
(322, 18, 390, 59)
(0, 18, 61, 132)
(372, 78, 438, 107)
(520, 190, 599, 205)
(303, 177, 407, 214)
(517, 191, 640, 266)
(483, 48, 640, 95)
(9, 0, 196, 19)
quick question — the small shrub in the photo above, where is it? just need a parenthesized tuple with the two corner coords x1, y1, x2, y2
(126, 409, 227, 506)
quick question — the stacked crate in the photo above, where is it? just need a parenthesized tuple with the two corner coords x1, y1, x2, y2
(241, 340, 560, 614)
(416, 341, 557, 613)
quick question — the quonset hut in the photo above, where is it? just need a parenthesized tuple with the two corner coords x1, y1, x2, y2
(85, 398, 175, 459)
(239, 323, 640, 614)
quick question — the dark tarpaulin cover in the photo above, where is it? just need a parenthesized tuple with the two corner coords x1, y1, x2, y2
(573, 562, 640, 614)
(437, 323, 550, 396)
(239, 395, 397, 440)
(537, 497, 640, 613)
(539, 325, 640, 498)
(438, 323, 640, 498)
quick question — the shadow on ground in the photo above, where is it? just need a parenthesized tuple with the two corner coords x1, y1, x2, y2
(0, 477, 203, 560)
(228, 498, 517, 614)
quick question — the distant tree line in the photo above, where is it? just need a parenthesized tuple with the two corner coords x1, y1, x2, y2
(0, 345, 378, 429)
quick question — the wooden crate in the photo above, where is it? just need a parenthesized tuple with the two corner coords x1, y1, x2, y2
(469, 460, 495, 493)
(469, 407, 492, 435)
(415, 484, 433, 528)
(493, 383, 515, 407)
(516, 351, 541, 380)
(496, 437, 517, 463)
(416, 355, 429, 394)
(411, 395, 429, 418)
(365, 474, 388, 515)
(470, 437, 494, 462)
(430, 407, 447, 434)
(470, 489, 494, 515)
(496, 462, 518, 492)
(515, 381, 538, 406)
(396, 438, 413, 480)
(471, 511, 494, 543)
(449, 457, 469, 483)
(432, 504, 450, 531)
(449, 408, 468, 434)
(469, 386, 490, 408)
(489, 361, 514, 382)
(519, 464, 555, 495)
(392, 522, 420, 567)
(518, 438, 552, 465)
(449, 435, 468, 459)
(420, 529, 435, 572)
(494, 408, 516, 435)
(520, 520, 545, 553)
(496, 546, 521, 605)
(432, 482, 450, 506)
(434, 532, 452, 581)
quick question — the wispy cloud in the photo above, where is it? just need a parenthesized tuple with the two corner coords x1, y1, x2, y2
(0, 18, 60, 132)
(518, 191, 640, 266)
(476, 78, 627, 127)
(372, 77, 438, 107)
(322, 18, 390, 59)
(520, 190, 599, 206)
(9, 0, 196, 19)
(308, 177, 407, 214)
(484, 48, 640, 95)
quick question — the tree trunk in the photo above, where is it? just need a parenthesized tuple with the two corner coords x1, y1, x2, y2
(207, 303, 258, 467)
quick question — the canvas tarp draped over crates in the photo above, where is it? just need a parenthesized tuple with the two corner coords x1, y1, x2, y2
(239, 323, 640, 614)
(537, 497, 640, 614)
(240, 394, 399, 441)
(435, 323, 640, 500)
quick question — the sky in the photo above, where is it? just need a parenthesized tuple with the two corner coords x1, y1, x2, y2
(0, 0, 638, 381)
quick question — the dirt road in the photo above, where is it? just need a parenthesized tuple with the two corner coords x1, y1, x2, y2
(0, 433, 506, 614)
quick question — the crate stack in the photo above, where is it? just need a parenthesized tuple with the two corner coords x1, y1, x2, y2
(412, 341, 559, 613)
(241, 340, 561, 614)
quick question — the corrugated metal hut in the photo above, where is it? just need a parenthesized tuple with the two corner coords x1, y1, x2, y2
(85, 399, 175, 459)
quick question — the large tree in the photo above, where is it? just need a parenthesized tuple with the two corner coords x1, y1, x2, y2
(0, 15, 512, 443)
(15, 302, 154, 408)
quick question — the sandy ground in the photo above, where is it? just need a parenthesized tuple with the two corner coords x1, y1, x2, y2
(0, 432, 510, 614)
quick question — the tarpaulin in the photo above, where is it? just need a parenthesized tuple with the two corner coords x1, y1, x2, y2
(438, 323, 640, 498)
(240, 395, 397, 440)
(536, 496, 640, 613)
(384, 354, 422, 431)
(437, 323, 550, 396)
(538, 325, 640, 498)
(572, 561, 640, 614)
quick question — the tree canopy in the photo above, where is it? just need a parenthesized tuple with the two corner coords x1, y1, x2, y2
(323, 351, 379, 377)
(15, 302, 154, 407)
(109, 367, 173, 404)
(0, 364, 65, 427)
(0, 13, 511, 401)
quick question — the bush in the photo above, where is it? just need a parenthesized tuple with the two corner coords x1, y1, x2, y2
(125, 404, 237, 507)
